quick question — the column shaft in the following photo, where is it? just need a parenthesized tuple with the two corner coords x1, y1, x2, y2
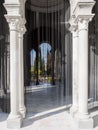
(18, 29, 26, 118)
(73, 30, 79, 108)
(10, 23, 20, 116)
(78, 20, 89, 118)
(71, 29, 79, 115)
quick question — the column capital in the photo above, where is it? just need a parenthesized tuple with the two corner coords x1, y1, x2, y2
(18, 26, 26, 39)
(19, 25, 26, 33)
(77, 15, 94, 31)
(5, 15, 21, 31)
(18, 18, 26, 35)
(70, 24, 78, 32)
(70, 15, 78, 32)
(70, 24, 79, 39)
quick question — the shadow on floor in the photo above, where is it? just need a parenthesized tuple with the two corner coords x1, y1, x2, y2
(25, 85, 72, 113)
(23, 105, 71, 128)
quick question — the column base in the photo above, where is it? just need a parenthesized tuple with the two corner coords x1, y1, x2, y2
(70, 106, 78, 117)
(20, 106, 26, 118)
(78, 117, 94, 129)
(7, 114, 22, 129)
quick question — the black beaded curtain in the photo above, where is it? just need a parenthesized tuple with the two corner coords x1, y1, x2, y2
(26, 1, 70, 81)
(25, 0, 72, 108)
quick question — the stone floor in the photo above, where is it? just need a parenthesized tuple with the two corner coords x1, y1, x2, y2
(0, 84, 98, 130)
(25, 84, 72, 113)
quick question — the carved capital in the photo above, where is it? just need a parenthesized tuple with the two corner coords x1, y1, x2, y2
(70, 15, 78, 32)
(77, 15, 94, 31)
(18, 24, 26, 40)
(18, 26, 26, 39)
(5, 15, 20, 31)
(18, 18, 26, 33)
(70, 24, 78, 32)
(78, 19, 88, 31)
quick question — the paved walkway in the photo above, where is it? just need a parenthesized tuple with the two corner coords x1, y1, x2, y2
(0, 85, 98, 130)
(1, 109, 98, 130)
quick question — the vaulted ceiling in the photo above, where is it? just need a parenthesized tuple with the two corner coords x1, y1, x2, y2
(26, 0, 68, 12)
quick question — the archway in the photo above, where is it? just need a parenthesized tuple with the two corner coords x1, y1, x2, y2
(30, 43, 52, 85)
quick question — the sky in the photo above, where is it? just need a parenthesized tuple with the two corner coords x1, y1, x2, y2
(30, 43, 51, 66)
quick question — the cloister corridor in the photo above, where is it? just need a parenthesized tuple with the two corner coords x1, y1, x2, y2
(1, 0, 98, 129)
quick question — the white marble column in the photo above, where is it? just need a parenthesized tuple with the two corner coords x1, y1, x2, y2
(6, 17, 22, 128)
(78, 19, 89, 118)
(18, 25, 26, 118)
(78, 18, 93, 129)
(70, 26, 79, 116)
